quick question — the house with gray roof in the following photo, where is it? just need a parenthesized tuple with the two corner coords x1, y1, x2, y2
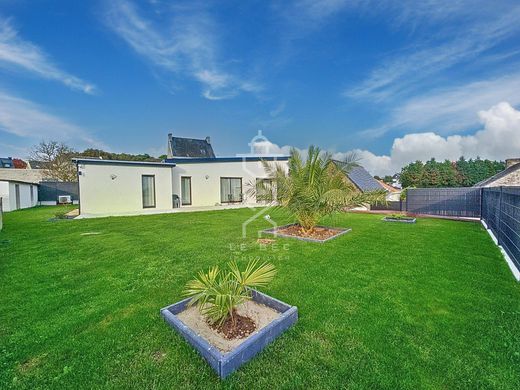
(0, 157, 14, 168)
(333, 160, 386, 193)
(474, 158, 520, 187)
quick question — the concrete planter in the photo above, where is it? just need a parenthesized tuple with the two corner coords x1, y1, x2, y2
(382, 216, 416, 223)
(160, 290, 298, 378)
(262, 223, 351, 243)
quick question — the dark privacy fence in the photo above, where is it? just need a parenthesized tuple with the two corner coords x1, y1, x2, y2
(405, 187, 482, 217)
(481, 187, 520, 270)
(38, 181, 79, 202)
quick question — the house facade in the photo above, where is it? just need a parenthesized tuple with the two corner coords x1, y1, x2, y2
(0, 180, 39, 212)
(74, 135, 289, 218)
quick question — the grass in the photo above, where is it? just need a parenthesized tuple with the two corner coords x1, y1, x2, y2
(1, 206, 519, 389)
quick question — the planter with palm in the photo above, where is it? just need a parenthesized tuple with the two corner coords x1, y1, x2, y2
(253, 146, 386, 236)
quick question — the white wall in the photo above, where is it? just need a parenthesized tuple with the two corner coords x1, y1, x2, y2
(172, 160, 288, 208)
(78, 163, 174, 216)
(0, 181, 38, 212)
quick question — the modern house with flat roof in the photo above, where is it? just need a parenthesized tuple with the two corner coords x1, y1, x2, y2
(74, 134, 289, 218)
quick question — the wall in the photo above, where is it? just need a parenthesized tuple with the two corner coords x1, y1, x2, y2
(172, 160, 288, 207)
(78, 163, 174, 216)
(0, 181, 38, 212)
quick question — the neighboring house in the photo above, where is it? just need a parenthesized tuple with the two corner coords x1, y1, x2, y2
(74, 135, 289, 218)
(0, 169, 43, 212)
(27, 160, 50, 170)
(167, 133, 215, 158)
(333, 162, 386, 193)
(0, 157, 14, 168)
(377, 180, 402, 201)
(0, 179, 39, 212)
(474, 158, 520, 187)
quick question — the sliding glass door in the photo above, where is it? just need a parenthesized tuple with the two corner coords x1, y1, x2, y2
(181, 176, 192, 205)
(220, 177, 242, 203)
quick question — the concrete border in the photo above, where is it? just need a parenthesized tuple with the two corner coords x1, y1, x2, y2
(381, 216, 417, 223)
(160, 290, 298, 378)
(481, 220, 520, 281)
(261, 223, 351, 243)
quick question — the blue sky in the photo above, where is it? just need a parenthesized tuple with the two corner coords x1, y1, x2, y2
(1, 0, 520, 175)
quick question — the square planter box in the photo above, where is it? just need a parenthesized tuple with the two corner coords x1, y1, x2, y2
(262, 223, 351, 243)
(160, 290, 298, 378)
(382, 216, 416, 223)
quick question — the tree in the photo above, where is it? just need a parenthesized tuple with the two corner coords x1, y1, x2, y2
(400, 157, 505, 188)
(400, 161, 424, 188)
(12, 159, 27, 169)
(30, 141, 77, 181)
(255, 146, 386, 234)
(79, 148, 161, 162)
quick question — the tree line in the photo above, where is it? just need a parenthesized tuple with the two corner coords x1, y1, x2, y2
(29, 141, 166, 181)
(399, 157, 505, 188)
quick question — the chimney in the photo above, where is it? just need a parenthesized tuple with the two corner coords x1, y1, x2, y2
(167, 133, 174, 159)
(205, 136, 211, 144)
(505, 158, 520, 168)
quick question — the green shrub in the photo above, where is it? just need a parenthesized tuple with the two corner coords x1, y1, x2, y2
(183, 260, 276, 327)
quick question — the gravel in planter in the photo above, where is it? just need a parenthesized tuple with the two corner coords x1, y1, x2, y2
(262, 223, 351, 243)
(161, 290, 298, 378)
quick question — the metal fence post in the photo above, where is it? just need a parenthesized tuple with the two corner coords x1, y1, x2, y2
(498, 186, 503, 245)
(479, 187, 483, 219)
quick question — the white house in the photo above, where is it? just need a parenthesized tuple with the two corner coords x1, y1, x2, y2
(74, 134, 289, 218)
(0, 180, 39, 212)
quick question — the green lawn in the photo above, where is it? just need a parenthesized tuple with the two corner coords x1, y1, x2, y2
(1, 206, 519, 389)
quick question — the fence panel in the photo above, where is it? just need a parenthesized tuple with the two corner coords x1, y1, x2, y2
(482, 187, 520, 271)
(371, 201, 402, 212)
(38, 181, 79, 203)
(406, 188, 481, 217)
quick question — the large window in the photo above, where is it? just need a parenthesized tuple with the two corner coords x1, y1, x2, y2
(142, 175, 156, 208)
(181, 176, 192, 205)
(220, 177, 242, 203)
(256, 178, 274, 203)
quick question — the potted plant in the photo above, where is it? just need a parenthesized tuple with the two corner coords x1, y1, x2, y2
(160, 260, 298, 378)
(255, 146, 386, 242)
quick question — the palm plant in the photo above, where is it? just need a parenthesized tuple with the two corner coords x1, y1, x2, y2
(183, 260, 277, 328)
(254, 146, 386, 234)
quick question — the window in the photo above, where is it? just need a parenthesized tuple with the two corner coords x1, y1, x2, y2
(181, 176, 192, 205)
(220, 177, 242, 203)
(30, 185, 34, 204)
(256, 179, 274, 203)
(142, 175, 156, 208)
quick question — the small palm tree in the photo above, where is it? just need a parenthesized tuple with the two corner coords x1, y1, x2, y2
(254, 146, 386, 234)
(183, 260, 277, 328)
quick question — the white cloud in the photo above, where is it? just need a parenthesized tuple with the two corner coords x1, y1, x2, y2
(253, 102, 520, 176)
(360, 71, 520, 137)
(346, 5, 520, 101)
(105, 0, 260, 100)
(0, 90, 104, 148)
(0, 18, 97, 94)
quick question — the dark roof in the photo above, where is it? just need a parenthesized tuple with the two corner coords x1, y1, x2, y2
(333, 161, 385, 192)
(474, 163, 520, 187)
(165, 156, 289, 164)
(169, 136, 215, 158)
(28, 160, 51, 169)
(0, 157, 14, 168)
(347, 166, 386, 192)
(72, 158, 175, 167)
